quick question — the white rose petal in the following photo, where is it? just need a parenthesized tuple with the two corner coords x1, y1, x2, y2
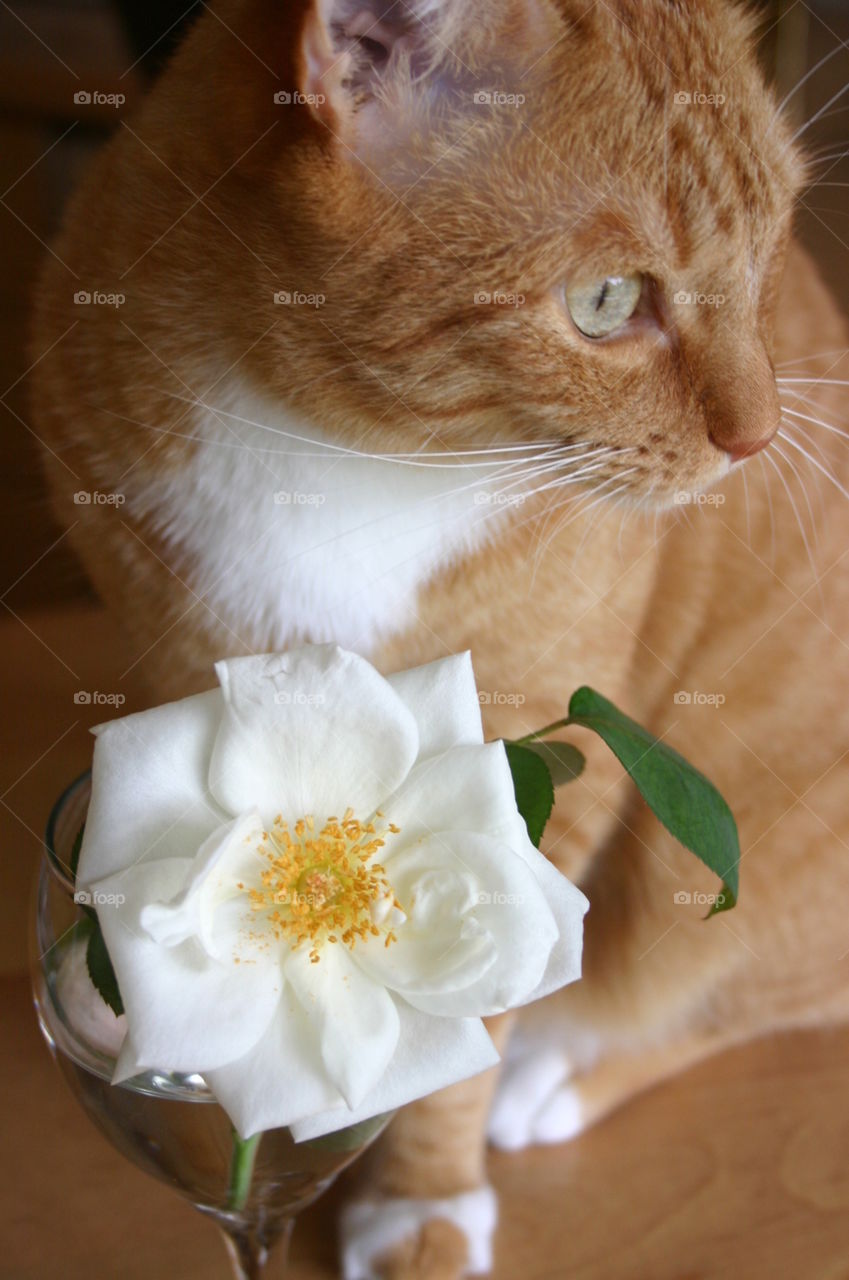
(386, 652, 484, 754)
(95, 856, 282, 1078)
(78, 689, 225, 887)
(499, 816, 589, 1003)
(204, 992, 341, 1138)
(377, 742, 525, 852)
(140, 810, 267, 959)
(358, 832, 558, 1017)
(284, 944, 400, 1108)
(357, 853, 499, 999)
(290, 1007, 500, 1142)
(209, 647, 419, 821)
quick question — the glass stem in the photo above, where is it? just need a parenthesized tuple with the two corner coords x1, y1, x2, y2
(228, 1129, 262, 1211)
(221, 1218, 294, 1280)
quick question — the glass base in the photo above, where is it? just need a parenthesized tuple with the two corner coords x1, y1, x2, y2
(216, 1214, 294, 1279)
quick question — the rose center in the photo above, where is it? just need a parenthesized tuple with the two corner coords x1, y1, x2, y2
(240, 809, 402, 963)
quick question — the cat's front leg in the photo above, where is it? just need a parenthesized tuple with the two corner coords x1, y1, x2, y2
(341, 1013, 515, 1280)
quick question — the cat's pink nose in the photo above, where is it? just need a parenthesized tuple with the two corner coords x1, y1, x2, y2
(714, 429, 777, 463)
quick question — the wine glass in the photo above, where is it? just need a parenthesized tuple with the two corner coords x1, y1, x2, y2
(31, 773, 394, 1278)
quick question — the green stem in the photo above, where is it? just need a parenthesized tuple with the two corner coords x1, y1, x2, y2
(511, 716, 574, 745)
(227, 1129, 262, 1213)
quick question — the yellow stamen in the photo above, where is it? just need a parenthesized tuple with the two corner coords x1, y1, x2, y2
(238, 812, 400, 963)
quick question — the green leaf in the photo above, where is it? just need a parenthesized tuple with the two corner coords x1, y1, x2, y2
(567, 687, 739, 914)
(524, 740, 585, 786)
(70, 824, 97, 923)
(86, 924, 124, 1016)
(504, 742, 554, 848)
(69, 822, 84, 882)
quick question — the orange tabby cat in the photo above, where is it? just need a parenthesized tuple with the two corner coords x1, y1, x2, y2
(30, 0, 849, 1275)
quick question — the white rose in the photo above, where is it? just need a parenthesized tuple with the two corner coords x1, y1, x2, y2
(78, 646, 587, 1140)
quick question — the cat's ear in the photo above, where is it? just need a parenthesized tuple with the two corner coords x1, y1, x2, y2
(297, 0, 553, 161)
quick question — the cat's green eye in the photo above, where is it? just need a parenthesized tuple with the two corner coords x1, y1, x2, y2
(565, 272, 644, 338)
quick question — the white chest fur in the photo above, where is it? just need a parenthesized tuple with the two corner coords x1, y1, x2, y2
(140, 378, 518, 655)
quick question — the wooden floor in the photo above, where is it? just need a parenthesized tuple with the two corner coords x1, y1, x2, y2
(3, 602, 849, 1279)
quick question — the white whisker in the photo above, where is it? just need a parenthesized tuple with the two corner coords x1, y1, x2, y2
(332, 454, 632, 598)
(523, 451, 632, 575)
(532, 470, 639, 572)
(790, 81, 849, 145)
(778, 428, 849, 503)
(770, 43, 849, 135)
(90, 399, 588, 470)
(772, 438, 821, 552)
(739, 461, 752, 548)
(779, 414, 837, 474)
(780, 404, 849, 445)
(159, 390, 589, 466)
(807, 151, 849, 169)
(778, 377, 849, 389)
(758, 452, 776, 563)
(764, 447, 819, 589)
(573, 476, 638, 559)
(775, 350, 849, 369)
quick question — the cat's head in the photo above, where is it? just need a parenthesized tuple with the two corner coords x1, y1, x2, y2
(246, 0, 806, 508)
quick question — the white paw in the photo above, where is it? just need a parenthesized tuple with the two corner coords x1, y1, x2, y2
(340, 1185, 497, 1280)
(487, 1046, 585, 1151)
